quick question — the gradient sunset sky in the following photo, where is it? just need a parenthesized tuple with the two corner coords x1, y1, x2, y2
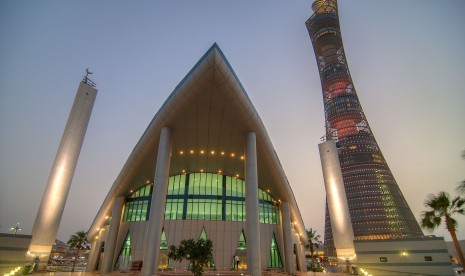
(1, 0, 464, 242)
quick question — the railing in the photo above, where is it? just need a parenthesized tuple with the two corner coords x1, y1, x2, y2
(83, 76, 97, 87)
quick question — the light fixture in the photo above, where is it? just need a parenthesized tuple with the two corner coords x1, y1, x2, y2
(190, 150, 194, 154)
(218, 170, 222, 174)
(200, 150, 205, 154)
(231, 153, 235, 157)
(221, 151, 225, 155)
(180, 150, 184, 155)
(130, 190, 133, 193)
(200, 169, 204, 172)
(240, 156, 244, 160)
(182, 170, 186, 173)
(236, 174, 239, 177)
(211, 150, 215, 155)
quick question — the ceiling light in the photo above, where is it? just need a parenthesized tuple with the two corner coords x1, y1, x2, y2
(231, 153, 235, 157)
(211, 150, 215, 154)
(180, 151, 184, 155)
(200, 150, 205, 154)
(190, 150, 194, 154)
(221, 151, 225, 155)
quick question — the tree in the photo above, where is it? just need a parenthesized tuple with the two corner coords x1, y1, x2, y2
(420, 192, 465, 269)
(67, 231, 89, 272)
(306, 228, 322, 272)
(168, 238, 213, 276)
(456, 150, 465, 194)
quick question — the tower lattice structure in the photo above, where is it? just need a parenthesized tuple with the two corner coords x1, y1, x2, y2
(306, 0, 423, 254)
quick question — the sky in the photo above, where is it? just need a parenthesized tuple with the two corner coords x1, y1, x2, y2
(0, 1, 464, 243)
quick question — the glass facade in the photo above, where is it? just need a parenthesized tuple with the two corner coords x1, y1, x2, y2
(115, 232, 131, 269)
(268, 234, 283, 268)
(306, 0, 423, 251)
(122, 172, 280, 224)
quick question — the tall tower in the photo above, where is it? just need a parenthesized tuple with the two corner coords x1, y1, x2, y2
(305, 0, 423, 253)
(28, 72, 97, 267)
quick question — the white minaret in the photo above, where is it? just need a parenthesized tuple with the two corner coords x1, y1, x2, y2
(318, 140, 355, 262)
(28, 71, 97, 268)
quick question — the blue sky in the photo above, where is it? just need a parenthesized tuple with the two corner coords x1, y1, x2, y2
(1, 0, 464, 242)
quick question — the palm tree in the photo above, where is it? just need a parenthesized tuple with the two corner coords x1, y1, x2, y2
(420, 192, 465, 269)
(306, 228, 322, 271)
(456, 150, 465, 194)
(67, 231, 89, 272)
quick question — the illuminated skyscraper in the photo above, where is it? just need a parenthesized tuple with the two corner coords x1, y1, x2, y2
(306, 0, 423, 254)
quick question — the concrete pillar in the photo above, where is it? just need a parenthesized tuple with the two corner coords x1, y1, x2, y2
(245, 132, 261, 276)
(101, 196, 124, 274)
(86, 239, 98, 272)
(29, 80, 97, 267)
(297, 242, 306, 273)
(142, 127, 172, 276)
(281, 202, 295, 274)
(319, 140, 355, 261)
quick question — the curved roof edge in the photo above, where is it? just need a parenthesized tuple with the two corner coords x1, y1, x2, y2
(87, 43, 307, 244)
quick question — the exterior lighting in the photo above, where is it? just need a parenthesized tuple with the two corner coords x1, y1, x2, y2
(200, 169, 204, 172)
(211, 150, 215, 155)
(179, 151, 184, 155)
(221, 151, 225, 155)
(401, 251, 407, 256)
(236, 174, 239, 177)
(267, 189, 270, 193)
(130, 190, 133, 193)
(240, 156, 244, 160)
(97, 228, 100, 231)
(182, 170, 186, 173)
(105, 216, 109, 219)
(218, 170, 222, 174)
(200, 150, 205, 154)
(190, 150, 194, 154)
(231, 153, 235, 157)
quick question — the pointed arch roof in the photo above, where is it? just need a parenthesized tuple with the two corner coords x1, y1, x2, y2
(88, 44, 307, 244)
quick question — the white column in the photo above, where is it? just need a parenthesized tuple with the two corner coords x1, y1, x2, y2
(29, 81, 97, 266)
(101, 196, 124, 274)
(245, 132, 261, 276)
(318, 140, 355, 261)
(142, 127, 172, 276)
(297, 242, 306, 273)
(281, 202, 295, 274)
(86, 239, 98, 272)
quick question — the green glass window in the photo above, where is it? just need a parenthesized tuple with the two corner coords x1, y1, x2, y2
(123, 173, 279, 224)
(160, 230, 168, 249)
(115, 232, 131, 269)
(237, 230, 246, 250)
(199, 227, 207, 240)
(268, 234, 283, 268)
